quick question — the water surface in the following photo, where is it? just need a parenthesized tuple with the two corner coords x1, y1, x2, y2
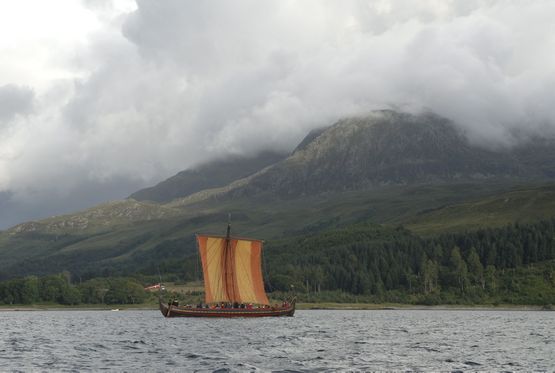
(0, 309, 553, 371)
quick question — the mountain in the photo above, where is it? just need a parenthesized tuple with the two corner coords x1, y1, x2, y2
(125, 110, 555, 205)
(129, 151, 286, 203)
(237, 110, 553, 197)
(2, 110, 555, 280)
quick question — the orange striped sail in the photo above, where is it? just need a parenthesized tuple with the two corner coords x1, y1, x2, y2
(197, 234, 269, 305)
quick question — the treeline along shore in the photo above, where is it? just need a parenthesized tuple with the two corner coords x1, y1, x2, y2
(262, 219, 555, 306)
(1, 218, 555, 307)
(0, 274, 150, 306)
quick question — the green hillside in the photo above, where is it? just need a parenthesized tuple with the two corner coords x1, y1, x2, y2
(3, 214, 554, 307)
(2, 180, 555, 280)
(404, 184, 555, 235)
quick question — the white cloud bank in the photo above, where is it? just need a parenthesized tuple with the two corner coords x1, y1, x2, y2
(0, 0, 555, 227)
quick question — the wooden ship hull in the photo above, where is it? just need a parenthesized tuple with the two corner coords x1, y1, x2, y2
(159, 299, 295, 318)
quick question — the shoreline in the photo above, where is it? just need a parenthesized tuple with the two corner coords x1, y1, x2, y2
(0, 303, 552, 312)
(296, 303, 552, 311)
(0, 304, 158, 312)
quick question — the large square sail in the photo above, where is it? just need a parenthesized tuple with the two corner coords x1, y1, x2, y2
(197, 234, 270, 305)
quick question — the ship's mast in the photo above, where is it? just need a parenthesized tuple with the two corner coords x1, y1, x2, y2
(226, 213, 231, 239)
(224, 213, 235, 302)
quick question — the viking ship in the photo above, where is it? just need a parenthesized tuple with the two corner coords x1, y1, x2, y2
(159, 222, 295, 318)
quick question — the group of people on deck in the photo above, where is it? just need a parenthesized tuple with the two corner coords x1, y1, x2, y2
(191, 302, 264, 309)
(178, 300, 291, 310)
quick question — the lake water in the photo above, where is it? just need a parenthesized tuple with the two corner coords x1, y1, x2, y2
(0, 309, 553, 371)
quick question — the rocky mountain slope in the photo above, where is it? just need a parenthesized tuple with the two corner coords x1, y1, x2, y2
(9, 199, 182, 235)
(129, 151, 286, 203)
(238, 110, 553, 196)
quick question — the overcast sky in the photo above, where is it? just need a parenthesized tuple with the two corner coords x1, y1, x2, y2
(1, 0, 555, 229)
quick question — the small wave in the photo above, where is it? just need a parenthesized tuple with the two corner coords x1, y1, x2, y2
(74, 345, 97, 352)
(212, 368, 231, 373)
(410, 343, 440, 352)
(122, 345, 140, 350)
(464, 361, 481, 366)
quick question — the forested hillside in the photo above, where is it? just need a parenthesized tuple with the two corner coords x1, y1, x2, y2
(2, 218, 554, 306)
(262, 219, 555, 305)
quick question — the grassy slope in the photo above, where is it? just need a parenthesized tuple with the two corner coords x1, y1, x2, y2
(404, 183, 555, 235)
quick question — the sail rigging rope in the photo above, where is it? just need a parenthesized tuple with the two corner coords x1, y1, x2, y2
(262, 247, 273, 292)
(195, 241, 200, 281)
